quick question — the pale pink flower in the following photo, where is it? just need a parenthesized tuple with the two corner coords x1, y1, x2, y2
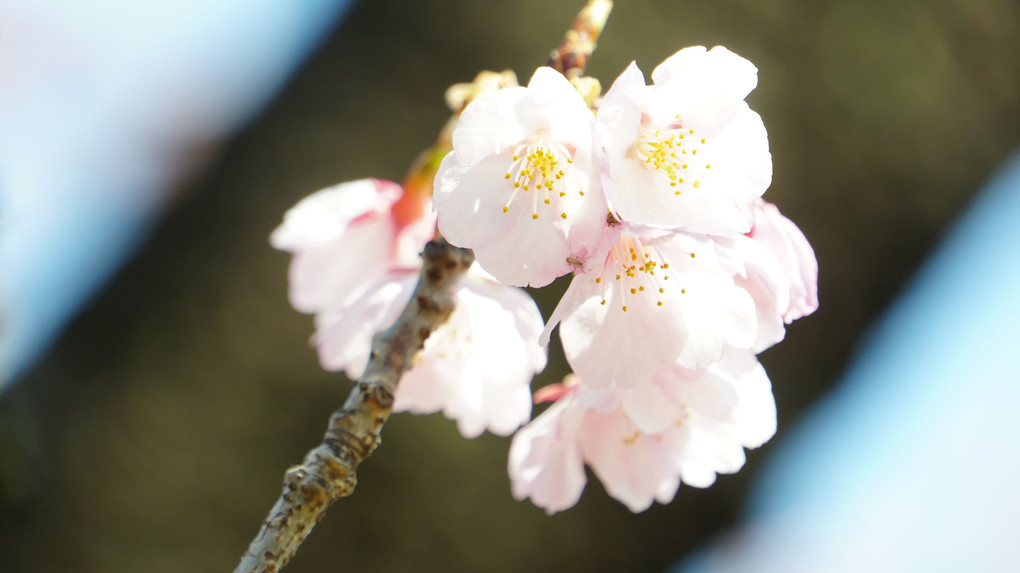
(542, 223, 757, 390)
(434, 67, 607, 287)
(269, 179, 405, 313)
(507, 394, 587, 514)
(595, 46, 772, 233)
(732, 200, 819, 351)
(273, 181, 547, 438)
(509, 350, 776, 514)
(315, 265, 547, 438)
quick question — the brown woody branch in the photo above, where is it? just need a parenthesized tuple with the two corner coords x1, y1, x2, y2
(233, 239, 474, 573)
(547, 0, 614, 78)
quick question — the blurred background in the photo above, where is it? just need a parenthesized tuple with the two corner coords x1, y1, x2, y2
(2, 0, 1019, 571)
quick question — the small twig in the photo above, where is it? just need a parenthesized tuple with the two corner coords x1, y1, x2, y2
(234, 239, 474, 573)
(547, 0, 614, 78)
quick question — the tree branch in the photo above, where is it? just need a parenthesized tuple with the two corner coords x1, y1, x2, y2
(235, 3, 614, 570)
(547, 0, 613, 78)
(234, 239, 474, 573)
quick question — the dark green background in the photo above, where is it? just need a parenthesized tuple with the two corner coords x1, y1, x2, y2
(2, 0, 1019, 571)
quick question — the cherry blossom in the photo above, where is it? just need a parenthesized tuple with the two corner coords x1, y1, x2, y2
(315, 264, 547, 438)
(434, 67, 607, 288)
(273, 180, 547, 438)
(732, 200, 819, 351)
(595, 46, 772, 233)
(542, 223, 758, 389)
(507, 394, 587, 514)
(509, 350, 776, 514)
(270, 39, 818, 516)
(270, 179, 403, 313)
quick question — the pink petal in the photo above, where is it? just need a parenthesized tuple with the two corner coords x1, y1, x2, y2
(520, 67, 594, 146)
(471, 220, 573, 287)
(604, 156, 683, 229)
(731, 236, 792, 351)
(580, 409, 681, 512)
(393, 201, 437, 269)
(395, 270, 546, 438)
(508, 398, 588, 515)
(314, 272, 416, 379)
(669, 417, 747, 487)
(452, 87, 529, 166)
(269, 179, 400, 251)
(620, 380, 684, 434)
(597, 56, 769, 233)
(651, 45, 759, 101)
(436, 65, 602, 288)
(436, 149, 603, 287)
(721, 350, 777, 447)
(594, 61, 645, 179)
(559, 270, 688, 388)
(434, 153, 517, 247)
(672, 270, 758, 368)
(751, 202, 819, 321)
(286, 216, 395, 314)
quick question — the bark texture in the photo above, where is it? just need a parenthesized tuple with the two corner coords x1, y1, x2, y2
(234, 239, 474, 573)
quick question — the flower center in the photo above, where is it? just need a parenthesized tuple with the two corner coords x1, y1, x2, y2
(502, 140, 580, 220)
(593, 236, 686, 312)
(632, 115, 711, 195)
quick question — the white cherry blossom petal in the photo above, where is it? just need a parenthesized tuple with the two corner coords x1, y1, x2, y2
(437, 140, 603, 287)
(524, 67, 596, 144)
(580, 409, 681, 512)
(594, 61, 645, 181)
(508, 398, 588, 515)
(575, 384, 623, 413)
(472, 225, 571, 288)
(730, 201, 819, 351)
(315, 264, 544, 439)
(269, 179, 401, 251)
(435, 66, 603, 287)
(596, 47, 770, 232)
(285, 216, 395, 314)
(692, 102, 772, 199)
(733, 236, 791, 351)
(650, 45, 759, 101)
(552, 236, 681, 389)
(749, 201, 819, 321)
(557, 261, 688, 388)
(724, 350, 777, 448)
(620, 380, 683, 434)
(271, 179, 405, 313)
(672, 271, 757, 369)
(655, 363, 739, 424)
(675, 414, 748, 485)
(511, 348, 777, 514)
(550, 228, 756, 388)
(314, 272, 416, 379)
(434, 153, 518, 247)
(604, 155, 678, 228)
(463, 268, 549, 379)
(452, 87, 529, 166)
(398, 271, 546, 437)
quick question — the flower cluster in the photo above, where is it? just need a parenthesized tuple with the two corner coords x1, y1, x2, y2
(272, 45, 817, 515)
(434, 46, 817, 512)
(271, 179, 547, 438)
